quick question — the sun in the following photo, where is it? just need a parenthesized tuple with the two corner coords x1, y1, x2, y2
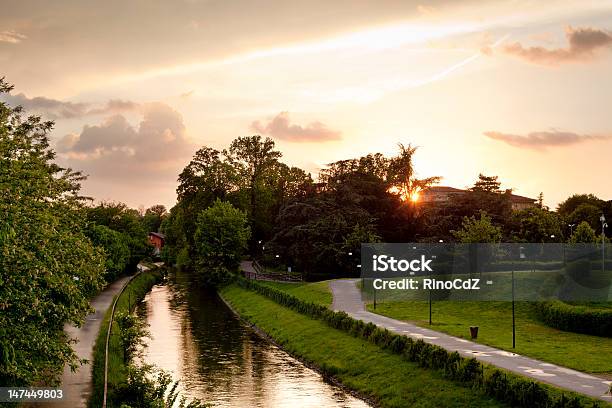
(388, 186, 420, 203)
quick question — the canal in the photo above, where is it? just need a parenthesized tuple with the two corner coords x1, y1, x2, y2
(137, 271, 370, 407)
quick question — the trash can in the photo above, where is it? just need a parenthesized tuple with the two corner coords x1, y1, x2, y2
(469, 326, 479, 339)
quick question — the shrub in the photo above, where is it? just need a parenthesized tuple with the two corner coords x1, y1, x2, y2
(533, 300, 612, 337)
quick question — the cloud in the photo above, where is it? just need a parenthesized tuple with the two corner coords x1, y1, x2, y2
(0, 92, 140, 119)
(58, 103, 196, 180)
(0, 30, 26, 44)
(484, 130, 611, 150)
(502, 27, 612, 65)
(251, 111, 341, 142)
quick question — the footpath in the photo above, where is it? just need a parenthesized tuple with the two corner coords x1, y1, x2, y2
(38, 275, 132, 408)
(330, 279, 611, 402)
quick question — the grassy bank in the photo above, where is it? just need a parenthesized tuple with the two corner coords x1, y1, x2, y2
(89, 269, 163, 408)
(258, 280, 333, 306)
(367, 300, 612, 374)
(221, 284, 508, 408)
(262, 279, 612, 374)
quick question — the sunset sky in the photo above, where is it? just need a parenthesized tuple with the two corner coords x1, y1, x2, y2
(2, 0, 612, 209)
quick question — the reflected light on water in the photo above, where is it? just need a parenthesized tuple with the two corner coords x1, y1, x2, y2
(138, 273, 370, 408)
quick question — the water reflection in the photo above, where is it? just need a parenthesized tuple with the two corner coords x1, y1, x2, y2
(138, 271, 369, 407)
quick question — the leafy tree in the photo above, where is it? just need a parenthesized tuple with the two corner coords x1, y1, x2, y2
(567, 203, 602, 232)
(86, 202, 151, 271)
(569, 221, 598, 243)
(0, 78, 106, 386)
(193, 200, 251, 287)
(87, 224, 130, 281)
(471, 174, 503, 193)
(225, 135, 282, 242)
(142, 204, 167, 233)
(453, 211, 502, 243)
(159, 206, 188, 266)
(270, 193, 380, 279)
(557, 194, 604, 217)
(510, 207, 561, 243)
(174, 146, 239, 265)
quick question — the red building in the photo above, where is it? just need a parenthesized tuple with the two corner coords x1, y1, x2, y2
(148, 232, 165, 255)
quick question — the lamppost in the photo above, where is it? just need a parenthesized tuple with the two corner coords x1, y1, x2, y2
(600, 215, 608, 276)
(568, 223, 575, 237)
(430, 241, 442, 325)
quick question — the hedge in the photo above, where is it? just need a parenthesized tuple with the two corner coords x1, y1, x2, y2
(533, 300, 612, 338)
(236, 278, 605, 408)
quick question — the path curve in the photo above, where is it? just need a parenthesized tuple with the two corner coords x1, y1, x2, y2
(330, 279, 611, 401)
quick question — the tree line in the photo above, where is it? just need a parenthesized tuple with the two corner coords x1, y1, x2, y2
(162, 136, 611, 283)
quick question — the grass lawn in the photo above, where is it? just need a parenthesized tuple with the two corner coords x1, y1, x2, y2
(368, 300, 612, 374)
(258, 280, 333, 306)
(220, 284, 507, 408)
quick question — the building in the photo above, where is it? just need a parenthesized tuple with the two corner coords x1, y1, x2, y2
(421, 186, 537, 210)
(148, 232, 165, 255)
(509, 194, 538, 211)
(420, 186, 467, 204)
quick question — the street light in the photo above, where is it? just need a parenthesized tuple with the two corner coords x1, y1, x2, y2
(568, 223, 575, 236)
(600, 215, 608, 276)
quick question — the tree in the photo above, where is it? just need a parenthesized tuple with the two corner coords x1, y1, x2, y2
(225, 135, 282, 242)
(569, 221, 598, 243)
(453, 211, 502, 243)
(0, 78, 106, 386)
(557, 194, 604, 217)
(387, 143, 440, 201)
(510, 207, 561, 243)
(567, 203, 602, 232)
(86, 202, 151, 271)
(143, 204, 167, 233)
(87, 224, 130, 281)
(471, 174, 503, 193)
(193, 200, 251, 287)
(537, 192, 545, 209)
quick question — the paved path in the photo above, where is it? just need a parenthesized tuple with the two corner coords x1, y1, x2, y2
(330, 279, 612, 402)
(38, 276, 132, 408)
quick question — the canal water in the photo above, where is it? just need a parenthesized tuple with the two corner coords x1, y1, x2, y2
(137, 271, 370, 408)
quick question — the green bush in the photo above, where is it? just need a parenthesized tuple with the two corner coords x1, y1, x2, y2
(533, 300, 612, 337)
(237, 277, 603, 408)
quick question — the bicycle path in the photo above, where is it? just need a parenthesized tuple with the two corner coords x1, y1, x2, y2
(330, 279, 611, 402)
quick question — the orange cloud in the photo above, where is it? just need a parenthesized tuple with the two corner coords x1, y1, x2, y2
(502, 26, 612, 66)
(484, 130, 611, 150)
(251, 111, 341, 142)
